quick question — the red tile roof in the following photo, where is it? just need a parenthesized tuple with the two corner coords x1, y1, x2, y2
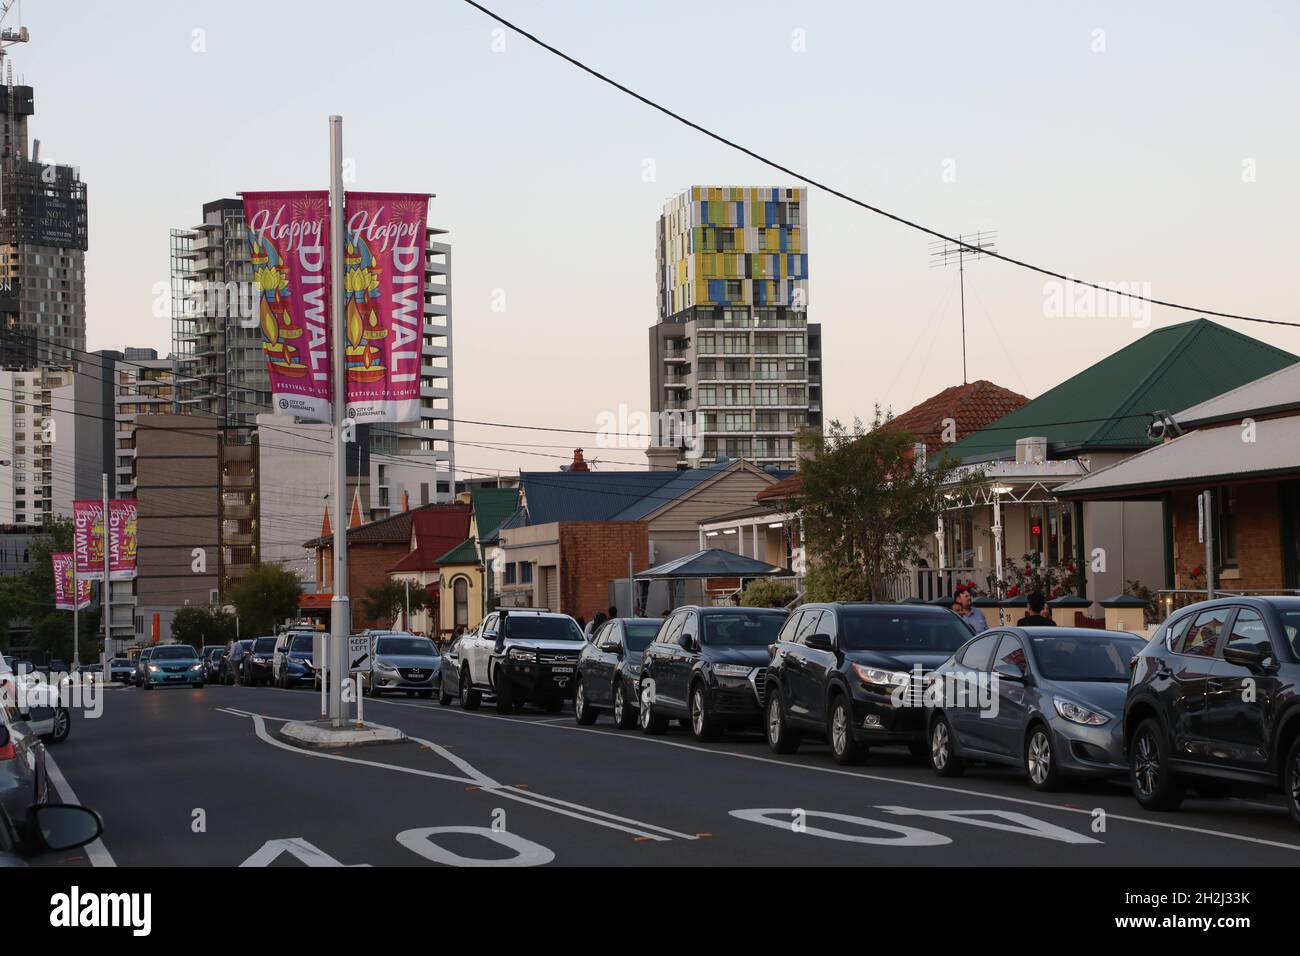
(387, 505, 475, 573)
(755, 380, 1028, 503)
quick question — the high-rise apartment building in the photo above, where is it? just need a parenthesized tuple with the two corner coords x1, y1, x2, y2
(650, 187, 822, 471)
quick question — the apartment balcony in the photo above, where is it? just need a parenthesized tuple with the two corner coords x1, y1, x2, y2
(222, 473, 254, 489)
(223, 444, 254, 463)
(663, 379, 689, 389)
(224, 502, 253, 520)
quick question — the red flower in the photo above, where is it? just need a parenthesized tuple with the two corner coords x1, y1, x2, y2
(1191, 565, 1204, 577)
(1008, 585, 1020, 597)
(1066, 564, 1075, 573)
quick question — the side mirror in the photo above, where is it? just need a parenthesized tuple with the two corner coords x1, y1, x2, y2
(805, 633, 834, 653)
(604, 641, 624, 657)
(33, 804, 103, 852)
(1223, 644, 1272, 672)
(679, 632, 697, 651)
(994, 661, 1026, 683)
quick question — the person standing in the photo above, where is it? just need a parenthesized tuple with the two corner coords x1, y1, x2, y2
(1017, 592, 1056, 626)
(950, 588, 987, 633)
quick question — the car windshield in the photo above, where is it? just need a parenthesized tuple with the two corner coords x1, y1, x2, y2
(624, 621, 661, 651)
(290, 634, 315, 652)
(376, 636, 436, 657)
(502, 615, 584, 642)
(253, 638, 276, 653)
(701, 612, 785, 647)
(839, 610, 974, 653)
(1031, 635, 1145, 681)
(204, 648, 222, 659)
(153, 646, 199, 661)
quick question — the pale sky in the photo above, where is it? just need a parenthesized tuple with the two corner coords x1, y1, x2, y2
(20, 0, 1300, 478)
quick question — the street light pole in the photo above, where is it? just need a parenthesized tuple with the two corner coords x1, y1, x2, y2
(101, 474, 110, 674)
(328, 116, 350, 728)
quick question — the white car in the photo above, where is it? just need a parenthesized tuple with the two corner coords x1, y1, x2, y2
(455, 609, 585, 715)
(0, 657, 71, 746)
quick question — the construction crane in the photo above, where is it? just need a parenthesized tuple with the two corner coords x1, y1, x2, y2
(0, 0, 27, 176)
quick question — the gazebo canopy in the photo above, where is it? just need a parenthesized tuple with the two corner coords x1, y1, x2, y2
(635, 548, 786, 581)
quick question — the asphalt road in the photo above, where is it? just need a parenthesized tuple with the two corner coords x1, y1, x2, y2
(35, 681, 1300, 867)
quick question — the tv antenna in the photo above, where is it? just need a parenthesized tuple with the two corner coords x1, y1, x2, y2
(929, 230, 998, 385)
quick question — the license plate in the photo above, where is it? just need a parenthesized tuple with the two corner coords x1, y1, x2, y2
(550, 666, 574, 674)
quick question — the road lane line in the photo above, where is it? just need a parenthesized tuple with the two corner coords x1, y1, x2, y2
(42, 750, 116, 868)
(499, 787, 699, 840)
(484, 787, 669, 842)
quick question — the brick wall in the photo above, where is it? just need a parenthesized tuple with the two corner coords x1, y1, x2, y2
(315, 542, 406, 630)
(1171, 482, 1285, 590)
(558, 522, 650, 620)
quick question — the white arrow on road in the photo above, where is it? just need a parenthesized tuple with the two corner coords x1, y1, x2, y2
(239, 837, 369, 867)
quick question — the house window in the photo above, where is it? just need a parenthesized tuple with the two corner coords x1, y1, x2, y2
(504, 563, 516, 585)
(453, 577, 469, 628)
(520, 563, 533, 584)
(1215, 486, 1238, 570)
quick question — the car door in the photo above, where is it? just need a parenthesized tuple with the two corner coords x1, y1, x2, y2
(663, 611, 699, 713)
(789, 609, 830, 724)
(474, 614, 498, 685)
(770, 610, 805, 717)
(946, 631, 1002, 750)
(1166, 606, 1233, 759)
(645, 613, 683, 706)
(588, 621, 619, 705)
(983, 632, 1033, 761)
(1206, 606, 1280, 772)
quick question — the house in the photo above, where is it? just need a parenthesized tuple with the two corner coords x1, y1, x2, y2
(496, 452, 778, 617)
(933, 319, 1296, 605)
(1056, 360, 1300, 615)
(303, 502, 471, 631)
(426, 486, 521, 638)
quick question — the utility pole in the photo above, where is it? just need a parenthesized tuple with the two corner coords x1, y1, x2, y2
(929, 231, 998, 385)
(101, 474, 110, 673)
(328, 116, 350, 728)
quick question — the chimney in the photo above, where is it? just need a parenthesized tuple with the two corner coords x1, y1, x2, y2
(1015, 437, 1048, 465)
(568, 448, 590, 473)
(645, 445, 679, 471)
(401, 489, 410, 512)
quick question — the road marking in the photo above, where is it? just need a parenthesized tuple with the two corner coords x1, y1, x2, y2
(877, 806, 1101, 844)
(731, 808, 951, 846)
(43, 750, 116, 868)
(396, 826, 554, 867)
(359, 697, 1300, 854)
(240, 837, 368, 867)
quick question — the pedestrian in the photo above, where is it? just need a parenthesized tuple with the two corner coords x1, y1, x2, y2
(575, 615, 586, 631)
(950, 588, 987, 633)
(584, 611, 608, 640)
(1017, 592, 1056, 626)
(607, 605, 619, 621)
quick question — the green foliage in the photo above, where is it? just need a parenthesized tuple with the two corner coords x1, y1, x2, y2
(790, 410, 983, 601)
(739, 578, 796, 609)
(229, 563, 304, 636)
(171, 605, 238, 647)
(803, 561, 870, 603)
(361, 580, 408, 627)
(8, 516, 103, 661)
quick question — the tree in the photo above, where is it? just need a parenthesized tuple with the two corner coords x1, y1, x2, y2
(229, 563, 303, 636)
(789, 410, 983, 602)
(171, 605, 238, 648)
(739, 578, 796, 609)
(361, 580, 408, 627)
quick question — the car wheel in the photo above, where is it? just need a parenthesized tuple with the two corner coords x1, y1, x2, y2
(574, 677, 598, 725)
(1130, 718, 1186, 811)
(45, 708, 71, 746)
(930, 713, 964, 777)
(494, 666, 514, 715)
(690, 682, 723, 742)
(764, 686, 800, 754)
(638, 681, 668, 735)
(460, 667, 481, 710)
(612, 680, 637, 730)
(1024, 724, 1061, 791)
(828, 694, 865, 765)
(1285, 735, 1300, 827)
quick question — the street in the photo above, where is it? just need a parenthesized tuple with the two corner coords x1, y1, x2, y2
(37, 683, 1300, 868)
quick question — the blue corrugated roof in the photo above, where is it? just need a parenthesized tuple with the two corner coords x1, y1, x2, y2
(518, 460, 737, 524)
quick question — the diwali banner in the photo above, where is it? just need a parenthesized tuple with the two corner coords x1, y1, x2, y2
(342, 192, 428, 424)
(108, 498, 139, 581)
(52, 552, 91, 611)
(242, 191, 333, 423)
(72, 500, 105, 581)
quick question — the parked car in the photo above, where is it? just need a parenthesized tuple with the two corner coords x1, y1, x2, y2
(272, 630, 318, 688)
(108, 658, 134, 684)
(363, 632, 440, 698)
(639, 606, 787, 741)
(222, 639, 253, 685)
(131, 647, 156, 687)
(242, 637, 277, 687)
(0, 801, 103, 867)
(200, 646, 226, 683)
(574, 617, 663, 728)
(763, 602, 973, 763)
(1125, 596, 1300, 825)
(457, 609, 585, 714)
(438, 637, 463, 706)
(141, 644, 205, 690)
(0, 678, 47, 832)
(926, 627, 1146, 789)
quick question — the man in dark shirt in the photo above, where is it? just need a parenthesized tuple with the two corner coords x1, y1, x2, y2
(1017, 592, 1056, 626)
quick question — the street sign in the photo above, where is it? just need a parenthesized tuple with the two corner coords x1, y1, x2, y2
(348, 635, 370, 673)
(312, 633, 327, 670)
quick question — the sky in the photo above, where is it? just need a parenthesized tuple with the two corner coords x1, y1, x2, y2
(16, 0, 1300, 478)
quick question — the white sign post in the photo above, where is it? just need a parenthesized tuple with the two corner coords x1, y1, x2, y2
(313, 633, 328, 721)
(349, 634, 370, 727)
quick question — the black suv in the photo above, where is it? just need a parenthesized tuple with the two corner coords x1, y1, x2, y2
(637, 606, 786, 741)
(1125, 596, 1300, 824)
(764, 602, 976, 764)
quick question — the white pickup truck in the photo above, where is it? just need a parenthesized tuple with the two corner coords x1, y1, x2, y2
(454, 609, 586, 715)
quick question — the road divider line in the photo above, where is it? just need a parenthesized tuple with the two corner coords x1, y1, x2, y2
(497, 786, 700, 840)
(483, 786, 670, 842)
(43, 750, 116, 868)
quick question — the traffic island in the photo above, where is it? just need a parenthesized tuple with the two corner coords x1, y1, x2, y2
(278, 720, 407, 749)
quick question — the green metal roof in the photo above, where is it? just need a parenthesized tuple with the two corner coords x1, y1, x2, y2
(470, 487, 520, 545)
(944, 319, 1296, 463)
(433, 537, 480, 566)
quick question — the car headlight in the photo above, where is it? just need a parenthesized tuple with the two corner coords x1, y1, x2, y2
(376, 661, 400, 674)
(851, 664, 910, 687)
(254, 656, 268, 664)
(191, 663, 203, 671)
(1053, 697, 1111, 726)
(147, 664, 159, 673)
(508, 649, 536, 663)
(712, 663, 752, 678)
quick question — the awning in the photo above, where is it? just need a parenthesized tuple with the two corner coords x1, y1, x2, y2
(1056, 416, 1300, 500)
(635, 548, 787, 580)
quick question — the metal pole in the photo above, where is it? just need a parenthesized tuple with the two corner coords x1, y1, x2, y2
(1203, 489, 1216, 599)
(404, 579, 410, 631)
(72, 541, 79, 671)
(328, 115, 350, 728)
(627, 551, 634, 616)
(101, 474, 110, 670)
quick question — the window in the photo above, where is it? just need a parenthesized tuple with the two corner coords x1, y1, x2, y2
(1179, 607, 1231, 657)
(994, 634, 1028, 673)
(1226, 608, 1271, 658)
(958, 633, 999, 671)
(519, 563, 532, 584)
(453, 578, 469, 628)
(504, 563, 516, 585)
(661, 613, 686, 645)
(794, 610, 823, 644)
(1215, 487, 1239, 570)
(1165, 614, 1193, 651)
(776, 611, 803, 644)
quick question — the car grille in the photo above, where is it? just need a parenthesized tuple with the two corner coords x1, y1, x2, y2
(539, 653, 578, 665)
(750, 667, 768, 707)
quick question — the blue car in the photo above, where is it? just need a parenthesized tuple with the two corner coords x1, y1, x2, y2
(926, 626, 1146, 790)
(141, 644, 205, 690)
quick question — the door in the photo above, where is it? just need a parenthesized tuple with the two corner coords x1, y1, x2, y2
(589, 621, 619, 705)
(473, 613, 498, 684)
(983, 633, 1033, 761)
(663, 611, 699, 713)
(946, 631, 1002, 750)
(1207, 607, 1278, 772)
(1165, 607, 1233, 758)
(646, 613, 685, 709)
(789, 609, 830, 724)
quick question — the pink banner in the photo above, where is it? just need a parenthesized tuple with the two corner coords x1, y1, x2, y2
(108, 498, 138, 581)
(342, 192, 428, 423)
(243, 191, 333, 422)
(72, 499, 105, 581)
(52, 552, 91, 610)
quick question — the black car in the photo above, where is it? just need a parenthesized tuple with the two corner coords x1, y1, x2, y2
(1125, 596, 1300, 825)
(638, 606, 787, 741)
(222, 639, 254, 685)
(243, 637, 277, 687)
(200, 646, 226, 683)
(130, 648, 155, 687)
(273, 630, 318, 688)
(574, 617, 663, 728)
(764, 602, 975, 764)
